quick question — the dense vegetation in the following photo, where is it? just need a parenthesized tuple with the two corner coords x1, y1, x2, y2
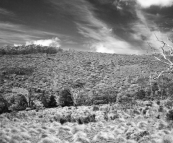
(0, 45, 62, 55)
(1, 45, 173, 143)
(1, 100, 173, 143)
(0, 45, 173, 113)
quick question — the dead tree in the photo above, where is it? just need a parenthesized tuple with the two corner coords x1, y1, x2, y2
(147, 33, 173, 99)
(147, 33, 173, 79)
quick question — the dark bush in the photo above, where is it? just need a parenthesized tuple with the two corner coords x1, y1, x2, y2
(89, 114, 96, 122)
(48, 95, 57, 108)
(166, 110, 173, 121)
(59, 88, 74, 107)
(60, 117, 67, 125)
(0, 94, 9, 114)
(156, 100, 160, 105)
(9, 94, 28, 111)
(93, 105, 99, 111)
(152, 82, 159, 92)
(77, 118, 83, 124)
(40, 91, 51, 108)
(135, 89, 146, 100)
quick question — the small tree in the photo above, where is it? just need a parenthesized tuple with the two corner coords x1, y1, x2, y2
(59, 88, 74, 107)
(9, 94, 28, 111)
(48, 95, 57, 108)
(0, 94, 9, 114)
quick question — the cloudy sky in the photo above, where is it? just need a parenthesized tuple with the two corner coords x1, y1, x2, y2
(0, 0, 173, 54)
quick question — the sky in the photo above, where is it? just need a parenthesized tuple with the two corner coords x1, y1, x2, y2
(0, 0, 173, 54)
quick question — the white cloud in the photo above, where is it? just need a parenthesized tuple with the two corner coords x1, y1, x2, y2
(74, 0, 141, 54)
(0, 22, 62, 47)
(90, 41, 140, 54)
(14, 44, 22, 47)
(136, 0, 173, 8)
(51, 0, 142, 54)
(77, 22, 140, 54)
(25, 37, 61, 47)
(132, 7, 173, 54)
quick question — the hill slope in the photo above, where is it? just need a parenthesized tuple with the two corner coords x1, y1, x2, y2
(0, 50, 168, 102)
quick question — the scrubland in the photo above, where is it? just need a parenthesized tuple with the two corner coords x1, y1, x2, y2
(1, 45, 173, 143)
(1, 100, 173, 143)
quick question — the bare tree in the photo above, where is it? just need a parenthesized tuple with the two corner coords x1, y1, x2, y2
(147, 33, 173, 79)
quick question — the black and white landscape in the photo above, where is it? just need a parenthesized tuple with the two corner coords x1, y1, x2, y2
(1, 0, 173, 143)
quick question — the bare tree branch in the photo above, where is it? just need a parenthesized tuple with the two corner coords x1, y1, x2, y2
(153, 33, 173, 65)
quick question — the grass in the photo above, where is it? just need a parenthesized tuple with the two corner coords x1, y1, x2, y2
(0, 102, 173, 142)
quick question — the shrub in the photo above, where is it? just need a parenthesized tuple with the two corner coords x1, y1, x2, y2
(8, 94, 28, 111)
(164, 99, 173, 109)
(93, 106, 99, 111)
(40, 91, 49, 108)
(60, 117, 67, 125)
(135, 89, 146, 100)
(59, 88, 74, 107)
(73, 91, 92, 106)
(48, 95, 57, 108)
(32, 100, 44, 110)
(162, 135, 173, 143)
(166, 110, 173, 121)
(0, 94, 9, 114)
(38, 137, 56, 143)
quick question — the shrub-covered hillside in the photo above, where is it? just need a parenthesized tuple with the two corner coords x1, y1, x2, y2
(0, 45, 173, 112)
(1, 45, 173, 143)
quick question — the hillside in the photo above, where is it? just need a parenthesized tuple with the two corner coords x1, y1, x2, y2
(0, 50, 167, 91)
(0, 49, 171, 107)
(1, 48, 173, 143)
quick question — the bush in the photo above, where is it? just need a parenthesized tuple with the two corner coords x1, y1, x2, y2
(166, 110, 173, 121)
(59, 88, 74, 107)
(93, 105, 99, 111)
(0, 94, 9, 114)
(48, 95, 57, 108)
(40, 91, 49, 108)
(9, 94, 28, 111)
(135, 89, 146, 100)
(32, 100, 44, 110)
(164, 99, 173, 109)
